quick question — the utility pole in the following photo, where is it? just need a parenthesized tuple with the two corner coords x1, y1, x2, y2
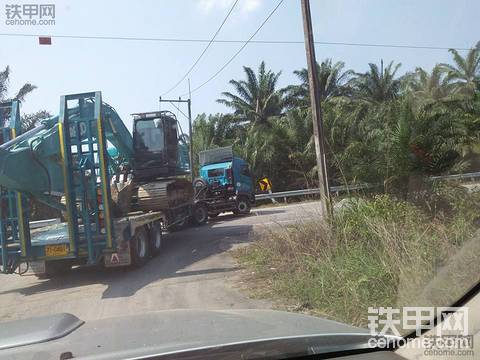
(188, 79, 193, 181)
(300, 0, 332, 218)
(158, 96, 194, 181)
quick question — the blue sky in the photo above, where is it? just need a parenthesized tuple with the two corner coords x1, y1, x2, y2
(0, 0, 478, 132)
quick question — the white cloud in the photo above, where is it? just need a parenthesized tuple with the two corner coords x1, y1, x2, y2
(197, 0, 230, 13)
(197, 0, 262, 15)
(242, 0, 261, 13)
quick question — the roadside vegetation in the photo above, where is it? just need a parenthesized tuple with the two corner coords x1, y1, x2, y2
(198, 42, 480, 328)
(236, 184, 480, 329)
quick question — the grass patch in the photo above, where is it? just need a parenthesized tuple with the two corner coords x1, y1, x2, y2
(236, 184, 480, 330)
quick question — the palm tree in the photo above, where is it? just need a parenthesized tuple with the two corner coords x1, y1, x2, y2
(0, 66, 37, 102)
(284, 59, 354, 108)
(192, 113, 239, 151)
(280, 108, 316, 188)
(352, 60, 403, 103)
(21, 110, 51, 131)
(217, 61, 284, 125)
(0, 65, 43, 131)
(441, 41, 480, 95)
(388, 99, 468, 180)
(192, 113, 243, 174)
(241, 118, 290, 189)
(406, 65, 454, 105)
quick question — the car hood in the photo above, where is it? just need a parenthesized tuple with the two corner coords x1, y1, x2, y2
(0, 309, 390, 360)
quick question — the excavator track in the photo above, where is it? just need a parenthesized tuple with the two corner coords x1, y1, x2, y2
(136, 178, 194, 212)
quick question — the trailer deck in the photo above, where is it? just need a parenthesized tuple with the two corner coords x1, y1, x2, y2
(1, 210, 166, 275)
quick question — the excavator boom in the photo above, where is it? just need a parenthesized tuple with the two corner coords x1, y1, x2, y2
(0, 97, 134, 209)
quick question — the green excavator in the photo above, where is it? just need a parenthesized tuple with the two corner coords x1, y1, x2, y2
(0, 97, 193, 214)
(0, 91, 207, 275)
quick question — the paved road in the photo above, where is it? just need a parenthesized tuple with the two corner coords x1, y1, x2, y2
(0, 201, 322, 322)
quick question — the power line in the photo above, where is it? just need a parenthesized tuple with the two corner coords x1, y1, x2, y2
(161, 0, 238, 97)
(314, 41, 472, 51)
(180, 0, 285, 98)
(168, 101, 189, 122)
(0, 32, 472, 51)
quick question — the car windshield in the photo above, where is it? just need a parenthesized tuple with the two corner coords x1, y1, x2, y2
(0, 1, 478, 358)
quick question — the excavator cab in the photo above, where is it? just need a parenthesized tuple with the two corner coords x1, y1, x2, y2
(132, 111, 179, 181)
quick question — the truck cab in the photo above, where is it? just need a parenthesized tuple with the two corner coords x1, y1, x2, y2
(195, 147, 254, 218)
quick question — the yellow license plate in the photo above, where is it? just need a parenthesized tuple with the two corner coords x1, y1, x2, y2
(45, 244, 68, 257)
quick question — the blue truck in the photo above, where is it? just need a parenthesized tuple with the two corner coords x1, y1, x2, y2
(194, 147, 255, 218)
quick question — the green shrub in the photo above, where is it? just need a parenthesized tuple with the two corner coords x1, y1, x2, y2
(236, 189, 480, 329)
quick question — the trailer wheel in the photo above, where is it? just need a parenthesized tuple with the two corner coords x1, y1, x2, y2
(149, 222, 163, 256)
(233, 197, 251, 215)
(192, 202, 208, 226)
(131, 226, 150, 267)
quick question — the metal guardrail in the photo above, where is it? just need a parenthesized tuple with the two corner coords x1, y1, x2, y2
(255, 171, 480, 201)
(330, 183, 377, 193)
(429, 171, 480, 181)
(255, 183, 375, 201)
(255, 188, 319, 200)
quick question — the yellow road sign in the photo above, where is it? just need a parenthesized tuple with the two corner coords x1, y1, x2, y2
(259, 177, 272, 191)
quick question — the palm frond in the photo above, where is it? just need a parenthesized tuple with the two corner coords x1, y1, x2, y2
(14, 83, 37, 101)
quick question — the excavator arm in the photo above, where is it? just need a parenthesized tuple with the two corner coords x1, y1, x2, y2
(0, 97, 134, 210)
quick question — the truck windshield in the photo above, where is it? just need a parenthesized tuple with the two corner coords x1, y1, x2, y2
(135, 119, 165, 153)
(207, 168, 225, 177)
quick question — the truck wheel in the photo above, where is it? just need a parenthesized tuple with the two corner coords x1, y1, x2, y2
(192, 203, 208, 226)
(234, 197, 251, 215)
(131, 226, 150, 267)
(193, 177, 208, 191)
(149, 222, 163, 256)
